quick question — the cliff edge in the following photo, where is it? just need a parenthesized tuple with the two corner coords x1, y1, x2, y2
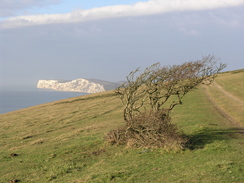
(37, 79, 106, 93)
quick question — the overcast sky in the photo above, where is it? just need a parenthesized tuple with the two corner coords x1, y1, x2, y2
(1, 0, 244, 88)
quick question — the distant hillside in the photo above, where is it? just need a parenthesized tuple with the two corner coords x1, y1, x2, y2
(87, 78, 122, 91)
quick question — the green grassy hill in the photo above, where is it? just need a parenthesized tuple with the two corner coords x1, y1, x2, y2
(0, 70, 243, 182)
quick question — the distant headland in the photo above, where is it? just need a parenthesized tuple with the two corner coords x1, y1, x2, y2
(37, 78, 121, 93)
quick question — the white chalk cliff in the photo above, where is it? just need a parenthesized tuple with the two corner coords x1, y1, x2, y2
(37, 79, 105, 93)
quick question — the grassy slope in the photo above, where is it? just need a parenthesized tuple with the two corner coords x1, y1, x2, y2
(211, 69, 244, 125)
(0, 71, 243, 182)
(216, 69, 244, 99)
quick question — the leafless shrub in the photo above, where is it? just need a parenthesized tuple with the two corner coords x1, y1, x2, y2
(105, 127, 127, 146)
(106, 110, 186, 150)
(116, 55, 226, 120)
(107, 55, 226, 149)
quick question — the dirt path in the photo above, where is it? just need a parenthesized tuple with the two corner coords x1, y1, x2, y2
(204, 82, 243, 128)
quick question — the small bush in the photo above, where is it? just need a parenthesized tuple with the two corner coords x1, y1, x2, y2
(105, 110, 186, 150)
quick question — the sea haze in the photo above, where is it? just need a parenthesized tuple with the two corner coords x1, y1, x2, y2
(0, 87, 87, 114)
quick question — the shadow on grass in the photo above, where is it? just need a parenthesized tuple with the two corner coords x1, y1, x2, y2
(185, 127, 244, 150)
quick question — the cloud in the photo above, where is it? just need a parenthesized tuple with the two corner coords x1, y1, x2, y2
(1, 0, 244, 29)
(208, 10, 243, 27)
(0, 0, 61, 18)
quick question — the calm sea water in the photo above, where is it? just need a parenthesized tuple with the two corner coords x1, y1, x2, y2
(0, 88, 87, 114)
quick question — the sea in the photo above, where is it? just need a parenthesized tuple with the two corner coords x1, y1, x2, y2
(0, 86, 87, 114)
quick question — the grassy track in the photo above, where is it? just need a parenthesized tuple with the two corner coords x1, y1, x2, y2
(0, 70, 243, 182)
(215, 69, 244, 100)
(206, 69, 244, 126)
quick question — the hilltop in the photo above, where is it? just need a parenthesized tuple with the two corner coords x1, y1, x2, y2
(0, 69, 243, 182)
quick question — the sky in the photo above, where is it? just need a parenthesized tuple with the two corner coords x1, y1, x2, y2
(0, 0, 244, 88)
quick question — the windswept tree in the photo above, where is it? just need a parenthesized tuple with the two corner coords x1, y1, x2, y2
(106, 55, 226, 149)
